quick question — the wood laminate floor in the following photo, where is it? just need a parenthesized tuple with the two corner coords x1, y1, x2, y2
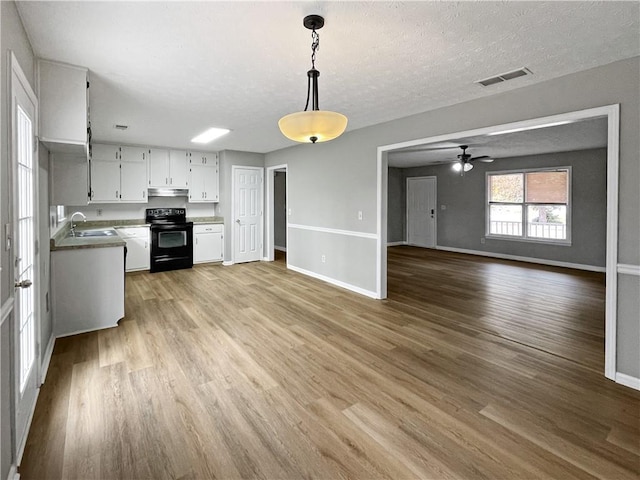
(20, 247, 640, 479)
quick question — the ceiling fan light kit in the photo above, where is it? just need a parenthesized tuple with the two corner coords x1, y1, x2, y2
(451, 145, 493, 176)
(278, 15, 348, 144)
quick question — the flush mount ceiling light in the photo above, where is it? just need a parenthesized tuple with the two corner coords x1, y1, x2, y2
(278, 15, 348, 144)
(191, 127, 230, 144)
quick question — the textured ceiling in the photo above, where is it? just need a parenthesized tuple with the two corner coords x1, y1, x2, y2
(387, 117, 609, 168)
(16, 1, 639, 153)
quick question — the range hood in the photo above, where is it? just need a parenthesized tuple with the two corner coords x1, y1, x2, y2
(147, 187, 189, 197)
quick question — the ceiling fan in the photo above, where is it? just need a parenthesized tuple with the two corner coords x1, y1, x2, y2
(452, 145, 493, 175)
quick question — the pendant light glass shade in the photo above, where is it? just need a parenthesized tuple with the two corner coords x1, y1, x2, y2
(278, 110, 348, 143)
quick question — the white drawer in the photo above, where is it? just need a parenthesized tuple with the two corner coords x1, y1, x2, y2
(194, 224, 223, 234)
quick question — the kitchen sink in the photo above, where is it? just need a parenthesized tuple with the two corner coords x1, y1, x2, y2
(71, 229, 118, 238)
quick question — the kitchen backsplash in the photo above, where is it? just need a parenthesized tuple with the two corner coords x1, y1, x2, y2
(62, 197, 216, 221)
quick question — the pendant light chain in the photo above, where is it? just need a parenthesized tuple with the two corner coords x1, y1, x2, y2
(310, 28, 319, 69)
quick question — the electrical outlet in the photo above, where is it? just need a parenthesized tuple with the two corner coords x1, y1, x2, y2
(321, 254, 326, 263)
(480, 237, 486, 244)
(358, 211, 363, 220)
(97, 208, 103, 217)
(441, 205, 447, 210)
(288, 208, 292, 215)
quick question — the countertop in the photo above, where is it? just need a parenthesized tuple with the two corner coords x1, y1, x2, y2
(50, 216, 225, 251)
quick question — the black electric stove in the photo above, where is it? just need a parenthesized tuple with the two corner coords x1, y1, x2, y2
(145, 208, 193, 273)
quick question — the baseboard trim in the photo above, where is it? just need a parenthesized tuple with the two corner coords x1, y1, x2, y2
(1, 296, 14, 327)
(435, 246, 605, 272)
(222, 261, 233, 266)
(274, 245, 287, 252)
(7, 464, 19, 480)
(387, 241, 407, 247)
(55, 323, 119, 339)
(40, 334, 56, 385)
(287, 264, 379, 299)
(615, 372, 640, 390)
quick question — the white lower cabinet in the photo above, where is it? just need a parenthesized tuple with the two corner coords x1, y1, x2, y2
(52, 246, 125, 337)
(194, 224, 223, 263)
(117, 226, 150, 271)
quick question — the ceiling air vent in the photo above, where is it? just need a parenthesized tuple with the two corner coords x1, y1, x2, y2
(114, 124, 128, 130)
(476, 67, 532, 87)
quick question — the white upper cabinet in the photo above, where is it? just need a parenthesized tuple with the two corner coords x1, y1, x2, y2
(169, 150, 189, 187)
(120, 147, 148, 202)
(90, 144, 148, 203)
(149, 149, 189, 188)
(188, 151, 219, 203)
(37, 59, 89, 154)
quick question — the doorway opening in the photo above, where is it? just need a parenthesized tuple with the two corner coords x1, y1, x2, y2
(377, 104, 620, 381)
(265, 164, 288, 264)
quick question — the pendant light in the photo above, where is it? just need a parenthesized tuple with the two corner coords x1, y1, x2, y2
(278, 15, 348, 144)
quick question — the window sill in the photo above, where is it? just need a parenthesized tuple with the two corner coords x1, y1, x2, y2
(486, 234, 572, 247)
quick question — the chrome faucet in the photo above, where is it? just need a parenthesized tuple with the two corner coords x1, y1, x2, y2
(70, 211, 87, 237)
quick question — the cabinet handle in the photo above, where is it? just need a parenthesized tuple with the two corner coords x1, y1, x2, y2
(116, 190, 119, 199)
(195, 238, 198, 245)
(170, 177, 173, 184)
(145, 241, 147, 248)
(165, 177, 168, 185)
(142, 190, 146, 198)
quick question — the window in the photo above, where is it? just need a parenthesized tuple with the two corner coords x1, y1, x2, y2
(487, 167, 570, 243)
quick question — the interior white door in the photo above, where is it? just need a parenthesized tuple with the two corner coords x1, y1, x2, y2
(407, 176, 437, 248)
(233, 167, 263, 263)
(11, 53, 39, 460)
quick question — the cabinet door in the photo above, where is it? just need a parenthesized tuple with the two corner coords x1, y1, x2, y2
(188, 163, 206, 202)
(203, 160, 219, 202)
(149, 148, 170, 187)
(120, 146, 147, 163)
(202, 152, 217, 166)
(189, 162, 218, 203)
(120, 146, 148, 202)
(92, 144, 120, 162)
(38, 60, 88, 148)
(194, 232, 223, 263)
(169, 150, 188, 187)
(90, 160, 120, 203)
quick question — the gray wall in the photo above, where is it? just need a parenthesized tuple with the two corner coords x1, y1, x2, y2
(266, 56, 639, 377)
(1, 2, 36, 478)
(394, 149, 607, 267)
(218, 150, 265, 262)
(274, 171, 287, 249)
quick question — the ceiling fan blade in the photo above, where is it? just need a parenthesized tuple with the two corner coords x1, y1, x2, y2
(470, 155, 494, 162)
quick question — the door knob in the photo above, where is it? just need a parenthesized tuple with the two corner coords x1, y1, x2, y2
(15, 279, 32, 289)
(235, 219, 241, 224)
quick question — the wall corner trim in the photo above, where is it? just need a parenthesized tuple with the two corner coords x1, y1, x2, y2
(1, 297, 15, 327)
(40, 334, 56, 385)
(615, 372, 640, 391)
